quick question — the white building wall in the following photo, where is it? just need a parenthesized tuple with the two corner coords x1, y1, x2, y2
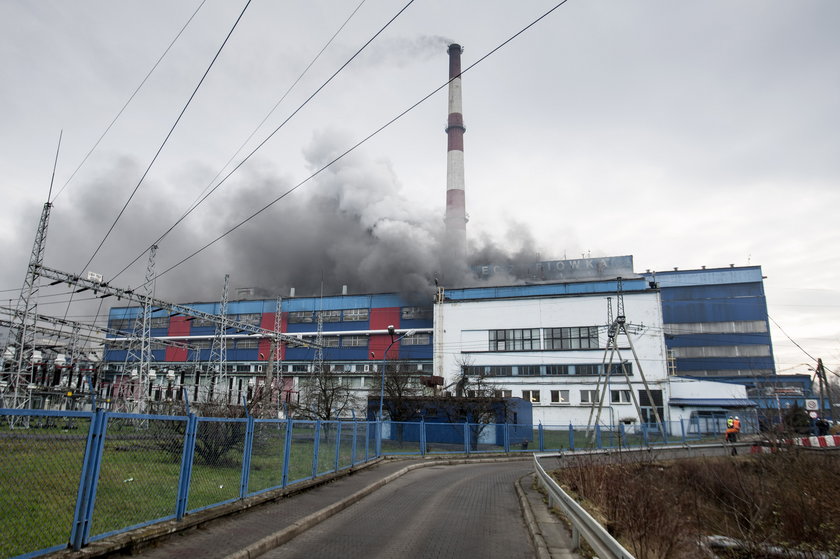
(438, 290, 671, 426)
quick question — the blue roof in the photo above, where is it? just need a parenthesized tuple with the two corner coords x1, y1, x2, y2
(669, 398, 757, 408)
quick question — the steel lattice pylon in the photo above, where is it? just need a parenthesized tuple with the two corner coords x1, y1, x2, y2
(2, 201, 52, 418)
(120, 245, 157, 414)
(208, 274, 230, 403)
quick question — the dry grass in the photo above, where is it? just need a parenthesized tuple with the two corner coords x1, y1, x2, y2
(553, 450, 840, 559)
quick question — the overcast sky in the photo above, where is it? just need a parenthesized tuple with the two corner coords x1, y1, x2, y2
(1, 0, 838, 375)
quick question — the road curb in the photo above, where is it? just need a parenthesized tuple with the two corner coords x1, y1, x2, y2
(516, 475, 552, 559)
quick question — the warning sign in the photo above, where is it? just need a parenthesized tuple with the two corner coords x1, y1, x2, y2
(805, 399, 819, 411)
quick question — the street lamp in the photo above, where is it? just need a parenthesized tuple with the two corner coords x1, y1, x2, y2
(378, 325, 416, 422)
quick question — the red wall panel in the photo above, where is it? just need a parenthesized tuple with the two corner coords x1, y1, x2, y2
(368, 307, 401, 360)
(164, 316, 191, 362)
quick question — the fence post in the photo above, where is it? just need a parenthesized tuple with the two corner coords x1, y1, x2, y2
(334, 421, 342, 473)
(642, 423, 649, 447)
(240, 415, 255, 498)
(351, 419, 358, 466)
(176, 413, 198, 520)
(503, 421, 510, 453)
(595, 423, 602, 449)
(420, 418, 427, 456)
(569, 423, 575, 451)
(312, 421, 321, 478)
(464, 421, 471, 455)
(376, 419, 382, 457)
(70, 409, 108, 550)
(282, 419, 293, 488)
(538, 422, 544, 451)
(619, 421, 625, 448)
(680, 418, 686, 444)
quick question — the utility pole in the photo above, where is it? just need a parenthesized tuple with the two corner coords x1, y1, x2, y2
(815, 358, 835, 422)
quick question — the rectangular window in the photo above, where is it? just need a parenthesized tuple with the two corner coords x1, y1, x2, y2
(343, 308, 369, 322)
(288, 311, 313, 323)
(551, 390, 570, 404)
(291, 364, 308, 372)
(522, 390, 541, 403)
(580, 390, 599, 404)
(545, 365, 569, 375)
(236, 339, 258, 349)
(575, 364, 601, 376)
(322, 336, 339, 347)
(234, 313, 262, 325)
(316, 310, 341, 323)
(611, 390, 631, 404)
(401, 306, 432, 320)
(544, 326, 599, 350)
(342, 335, 367, 347)
(607, 362, 633, 376)
(191, 317, 216, 328)
(494, 390, 512, 398)
(109, 318, 135, 331)
(517, 365, 541, 376)
(489, 329, 541, 351)
(402, 334, 431, 345)
(149, 317, 169, 329)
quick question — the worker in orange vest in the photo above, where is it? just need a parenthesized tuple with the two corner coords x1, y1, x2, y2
(725, 416, 737, 442)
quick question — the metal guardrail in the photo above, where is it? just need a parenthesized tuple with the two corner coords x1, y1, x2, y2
(533, 453, 635, 559)
(532, 443, 753, 559)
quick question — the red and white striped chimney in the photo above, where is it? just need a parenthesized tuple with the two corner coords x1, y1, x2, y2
(444, 43, 467, 261)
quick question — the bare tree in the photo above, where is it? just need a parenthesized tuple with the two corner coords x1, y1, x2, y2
(448, 356, 512, 450)
(294, 368, 359, 422)
(369, 359, 429, 444)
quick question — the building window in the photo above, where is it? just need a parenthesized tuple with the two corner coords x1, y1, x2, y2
(402, 333, 431, 345)
(494, 390, 512, 398)
(580, 390, 599, 405)
(343, 308, 369, 322)
(575, 364, 600, 376)
(291, 364, 308, 372)
(316, 310, 341, 323)
(611, 390, 631, 404)
(109, 318, 135, 331)
(550, 390, 570, 405)
(236, 339, 258, 349)
(489, 329, 541, 351)
(545, 365, 569, 375)
(544, 326, 599, 350)
(517, 365, 541, 376)
(607, 362, 633, 376)
(234, 313, 262, 325)
(522, 390, 541, 403)
(191, 317, 216, 328)
(342, 335, 367, 347)
(401, 306, 432, 320)
(288, 311, 313, 323)
(149, 317, 169, 329)
(322, 337, 339, 347)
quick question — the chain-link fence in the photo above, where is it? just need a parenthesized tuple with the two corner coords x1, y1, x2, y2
(0, 409, 379, 559)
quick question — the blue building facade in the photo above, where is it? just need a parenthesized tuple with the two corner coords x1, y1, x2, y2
(645, 266, 775, 378)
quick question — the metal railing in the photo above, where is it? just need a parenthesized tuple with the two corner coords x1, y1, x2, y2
(533, 453, 635, 559)
(0, 408, 376, 559)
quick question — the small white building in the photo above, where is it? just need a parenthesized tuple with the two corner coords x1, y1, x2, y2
(434, 278, 750, 429)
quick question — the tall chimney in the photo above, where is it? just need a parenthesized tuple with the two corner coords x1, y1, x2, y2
(444, 43, 467, 263)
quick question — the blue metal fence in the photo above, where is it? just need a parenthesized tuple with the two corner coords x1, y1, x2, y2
(0, 409, 379, 559)
(1, 409, 751, 559)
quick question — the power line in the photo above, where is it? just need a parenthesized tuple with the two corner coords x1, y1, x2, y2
(154, 0, 573, 280)
(78, 0, 253, 276)
(50, 0, 208, 203)
(109, 0, 373, 283)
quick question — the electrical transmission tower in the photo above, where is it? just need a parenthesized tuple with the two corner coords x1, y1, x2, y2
(586, 277, 667, 444)
(267, 295, 284, 415)
(208, 274, 230, 403)
(119, 245, 157, 414)
(2, 199, 52, 420)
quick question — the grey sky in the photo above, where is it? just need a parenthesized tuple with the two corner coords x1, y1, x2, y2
(1, 0, 838, 374)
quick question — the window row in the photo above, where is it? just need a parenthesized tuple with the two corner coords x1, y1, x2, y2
(462, 362, 632, 377)
(287, 309, 370, 323)
(521, 389, 632, 405)
(488, 326, 599, 352)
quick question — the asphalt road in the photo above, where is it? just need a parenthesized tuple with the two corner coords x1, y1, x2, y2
(261, 461, 535, 559)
